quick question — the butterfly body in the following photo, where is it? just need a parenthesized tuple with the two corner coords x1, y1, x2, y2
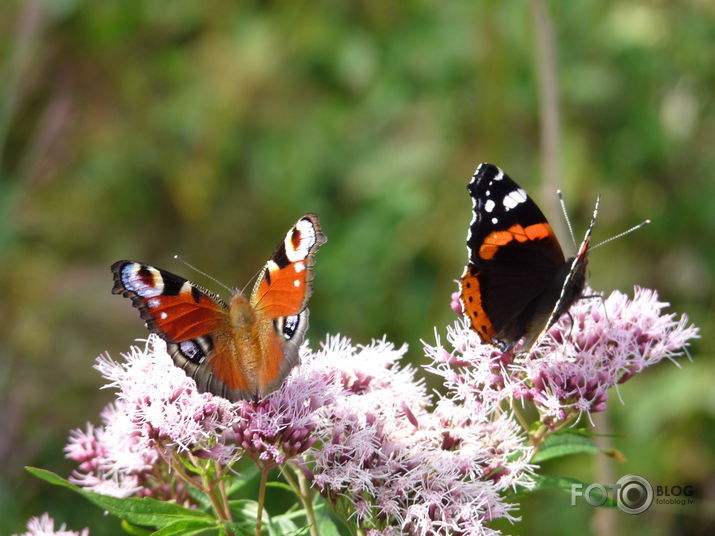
(112, 214, 326, 401)
(459, 163, 594, 353)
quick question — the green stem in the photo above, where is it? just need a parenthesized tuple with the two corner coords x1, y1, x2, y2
(155, 446, 201, 493)
(295, 466, 319, 536)
(529, 412, 578, 457)
(215, 460, 232, 524)
(255, 466, 269, 536)
(186, 453, 230, 522)
(155, 448, 234, 535)
(511, 402, 530, 431)
(282, 463, 321, 536)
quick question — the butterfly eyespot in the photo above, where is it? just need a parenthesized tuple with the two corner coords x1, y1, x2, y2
(284, 218, 317, 262)
(121, 264, 163, 297)
(291, 228, 301, 250)
(180, 341, 205, 364)
(283, 315, 299, 339)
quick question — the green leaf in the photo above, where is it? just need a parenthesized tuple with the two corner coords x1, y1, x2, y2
(531, 432, 601, 463)
(524, 475, 617, 508)
(313, 496, 342, 536)
(221, 520, 255, 536)
(265, 481, 296, 494)
(226, 464, 260, 497)
(268, 514, 300, 536)
(186, 486, 214, 512)
(151, 518, 217, 536)
(229, 499, 259, 522)
(528, 474, 590, 494)
(27, 467, 212, 528)
(273, 507, 307, 521)
(121, 520, 153, 535)
(177, 454, 204, 475)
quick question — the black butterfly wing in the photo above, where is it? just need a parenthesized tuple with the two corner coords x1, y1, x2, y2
(459, 163, 568, 350)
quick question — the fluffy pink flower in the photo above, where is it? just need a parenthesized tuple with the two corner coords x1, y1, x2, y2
(437, 286, 699, 426)
(12, 513, 88, 536)
(65, 284, 696, 536)
(65, 403, 154, 497)
(66, 336, 237, 497)
(93, 337, 236, 451)
(226, 343, 344, 465)
(306, 336, 533, 536)
(521, 286, 698, 423)
(450, 289, 464, 315)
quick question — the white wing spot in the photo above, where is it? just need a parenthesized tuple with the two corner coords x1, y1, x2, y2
(160, 312, 168, 320)
(491, 217, 498, 224)
(503, 188, 527, 211)
(148, 298, 160, 308)
(179, 281, 193, 294)
(484, 199, 496, 213)
(294, 261, 305, 273)
(293, 280, 301, 287)
(266, 260, 280, 273)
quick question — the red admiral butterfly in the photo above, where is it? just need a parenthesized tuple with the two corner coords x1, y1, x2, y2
(459, 163, 598, 353)
(112, 214, 326, 401)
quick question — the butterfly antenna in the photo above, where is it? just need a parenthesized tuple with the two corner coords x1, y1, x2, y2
(241, 265, 265, 296)
(590, 219, 651, 251)
(557, 189, 578, 247)
(173, 255, 234, 294)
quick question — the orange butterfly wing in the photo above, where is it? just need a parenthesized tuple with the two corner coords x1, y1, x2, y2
(111, 261, 253, 398)
(248, 214, 326, 393)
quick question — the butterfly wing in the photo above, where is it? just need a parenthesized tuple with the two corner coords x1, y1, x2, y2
(250, 213, 327, 317)
(247, 214, 326, 394)
(111, 260, 254, 400)
(459, 163, 568, 350)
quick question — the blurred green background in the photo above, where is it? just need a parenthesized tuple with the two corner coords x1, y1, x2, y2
(1, 0, 713, 534)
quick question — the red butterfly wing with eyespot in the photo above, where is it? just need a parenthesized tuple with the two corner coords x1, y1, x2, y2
(251, 213, 327, 318)
(111, 260, 251, 398)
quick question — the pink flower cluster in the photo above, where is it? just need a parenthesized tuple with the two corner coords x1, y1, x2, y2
(65, 337, 236, 497)
(305, 336, 533, 536)
(226, 345, 344, 466)
(12, 513, 88, 536)
(434, 286, 699, 427)
(61, 284, 697, 535)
